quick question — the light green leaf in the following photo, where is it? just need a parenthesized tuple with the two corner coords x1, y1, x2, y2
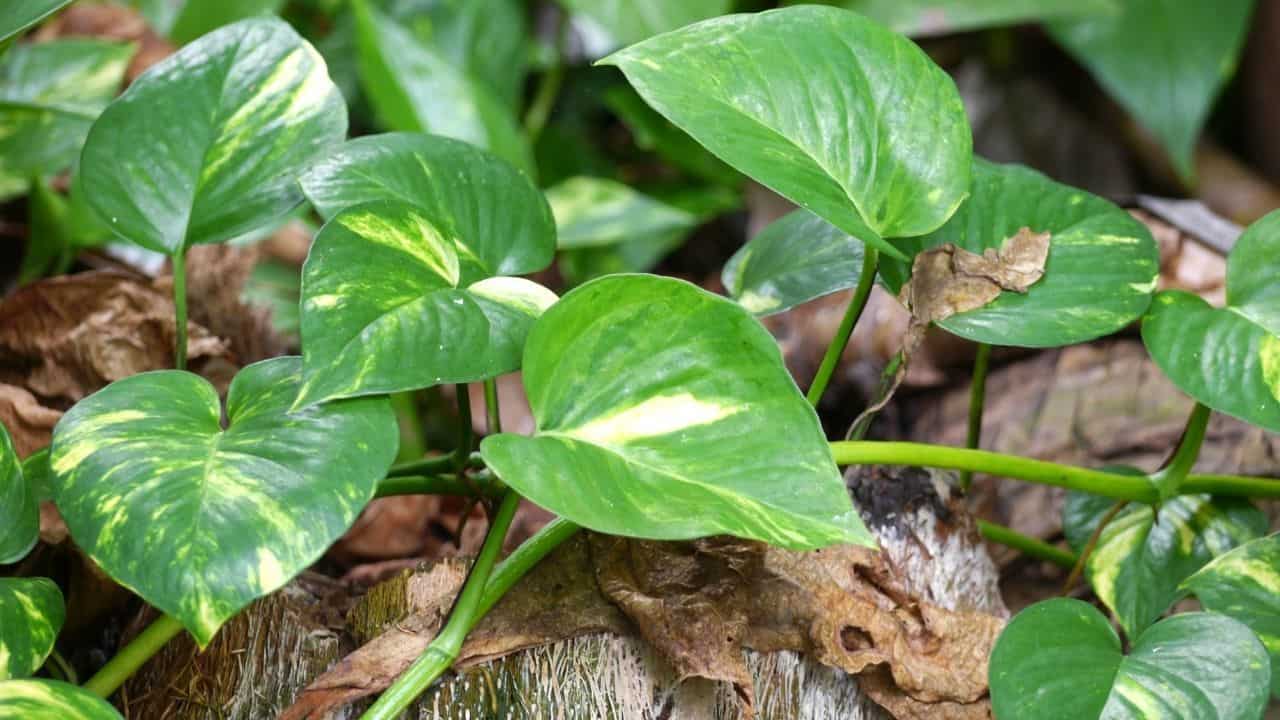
(80, 18, 347, 255)
(1226, 209, 1280, 337)
(723, 208, 868, 316)
(0, 422, 38, 565)
(560, 0, 732, 54)
(481, 274, 873, 551)
(880, 160, 1159, 347)
(296, 202, 558, 407)
(301, 132, 555, 284)
(398, 0, 528, 111)
(0, 40, 132, 199)
(48, 357, 397, 647)
(167, 0, 285, 45)
(1063, 491, 1266, 638)
(833, 0, 1116, 37)
(1181, 534, 1280, 697)
(0, 578, 63, 680)
(0, 680, 122, 719)
(0, 1, 73, 42)
(1048, 0, 1253, 181)
(601, 6, 972, 255)
(991, 598, 1271, 720)
(352, 0, 531, 173)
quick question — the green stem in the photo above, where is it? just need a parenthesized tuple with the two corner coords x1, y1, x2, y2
(83, 614, 184, 698)
(172, 250, 188, 371)
(44, 649, 76, 685)
(360, 492, 522, 720)
(387, 454, 461, 478)
(977, 520, 1076, 569)
(476, 517, 580, 617)
(454, 384, 473, 472)
(523, 12, 568, 142)
(484, 378, 502, 435)
(1148, 403, 1211, 499)
(807, 248, 879, 407)
(1180, 474, 1280, 497)
(959, 343, 992, 492)
(375, 473, 503, 499)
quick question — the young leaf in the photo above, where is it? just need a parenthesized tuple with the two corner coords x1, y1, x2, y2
(0, 680, 122, 719)
(48, 357, 397, 647)
(990, 598, 1270, 720)
(0, 422, 37, 565)
(600, 6, 972, 255)
(1181, 534, 1280, 697)
(559, 0, 732, 53)
(836, 0, 1116, 37)
(296, 202, 558, 407)
(80, 18, 347, 255)
(880, 160, 1159, 347)
(1063, 491, 1266, 639)
(0, 578, 63, 680)
(481, 274, 873, 551)
(1048, 0, 1253, 181)
(1143, 210, 1280, 432)
(723, 208, 869, 316)
(0, 0, 73, 42)
(301, 132, 555, 285)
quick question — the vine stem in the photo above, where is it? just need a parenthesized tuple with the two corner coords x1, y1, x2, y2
(977, 520, 1076, 569)
(484, 378, 502, 434)
(171, 249, 188, 371)
(388, 452, 482, 478)
(1148, 402, 1211, 499)
(360, 492, 522, 720)
(375, 473, 503, 500)
(83, 614, 184, 697)
(523, 11, 568, 142)
(453, 384, 473, 472)
(807, 248, 879, 407)
(959, 342, 992, 491)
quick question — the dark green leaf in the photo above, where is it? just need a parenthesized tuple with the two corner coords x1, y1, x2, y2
(80, 18, 347, 255)
(49, 357, 397, 646)
(601, 6, 972, 255)
(21, 448, 52, 503)
(0, 680, 122, 719)
(168, 0, 286, 45)
(833, 0, 1116, 37)
(991, 598, 1271, 720)
(560, 0, 732, 54)
(19, 178, 75, 284)
(880, 160, 1159, 347)
(0, 1, 73, 42)
(396, 0, 528, 111)
(0, 578, 63, 680)
(481, 274, 873, 551)
(0, 422, 37, 565)
(296, 202, 558, 407)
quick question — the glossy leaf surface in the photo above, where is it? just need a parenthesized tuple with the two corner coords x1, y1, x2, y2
(297, 202, 558, 407)
(49, 357, 397, 646)
(81, 18, 347, 255)
(991, 598, 1270, 720)
(561, 0, 732, 52)
(601, 6, 972, 254)
(880, 160, 1158, 347)
(0, 1, 73, 42)
(481, 274, 873, 550)
(0, 578, 63, 680)
(1063, 491, 1266, 638)
(0, 680, 122, 719)
(0, 423, 37, 564)
(835, 0, 1115, 37)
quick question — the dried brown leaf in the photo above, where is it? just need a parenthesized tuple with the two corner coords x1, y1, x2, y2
(0, 383, 60, 456)
(172, 245, 288, 363)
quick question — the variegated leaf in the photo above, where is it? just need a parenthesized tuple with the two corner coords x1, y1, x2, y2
(0, 423, 37, 564)
(296, 201, 558, 407)
(0, 578, 63, 680)
(1182, 534, 1280, 697)
(80, 18, 347, 255)
(49, 357, 397, 647)
(481, 274, 873, 551)
(0, 680, 122, 719)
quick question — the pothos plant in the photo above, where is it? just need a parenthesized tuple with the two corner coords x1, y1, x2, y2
(0, 6, 1277, 720)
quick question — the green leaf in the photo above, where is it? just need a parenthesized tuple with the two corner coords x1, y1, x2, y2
(991, 598, 1271, 720)
(1226, 209, 1280, 337)
(0, 1, 73, 42)
(296, 201, 558, 407)
(833, 0, 1116, 37)
(19, 177, 76, 284)
(1048, 0, 1253, 181)
(480, 274, 873, 551)
(400, 0, 528, 111)
(80, 18, 347, 256)
(0, 578, 63, 680)
(21, 448, 52, 503)
(0, 680, 122, 719)
(48, 357, 397, 647)
(600, 6, 972, 255)
(880, 160, 1159, 347)
(559, 0, 732, 53)
(301, 132, 555, 284)
(1181, 534, 1280, 697)
(0, 40, 133, 199)
(351, 0, 531, 173)
(603, 86, 741, 187)
(0, 422, 38, 565)
(723, 208, 868, 316)
(168, 0, 285, 45)
(1063, 491, 1266, 638)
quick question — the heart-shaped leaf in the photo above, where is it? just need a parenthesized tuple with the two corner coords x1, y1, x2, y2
(1048, 0, 1253, 181)
(80, 18, 347, 255)
(1181, 534, 1280, 697)
(1, 1, 73, 42)
(49, 357, 397, 646)
(601, 6, 972, 255)
(880, 160, 1159, 347)
(1143, 210, 1280, 432)
(0, 680, 122, 719)
(723, 208, 869, 316)
(1063, 491, 1266, 638)
(991, 598, 1270, 720)
(296, 201, 558, 407)
(837, 0, 1116, 37)
(0, 423, 38, 564)
(300, 132, 555, 285)
(0, 578, 63, 680)
(481, 274, 873, 550)
(560, 0, 732, 53)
